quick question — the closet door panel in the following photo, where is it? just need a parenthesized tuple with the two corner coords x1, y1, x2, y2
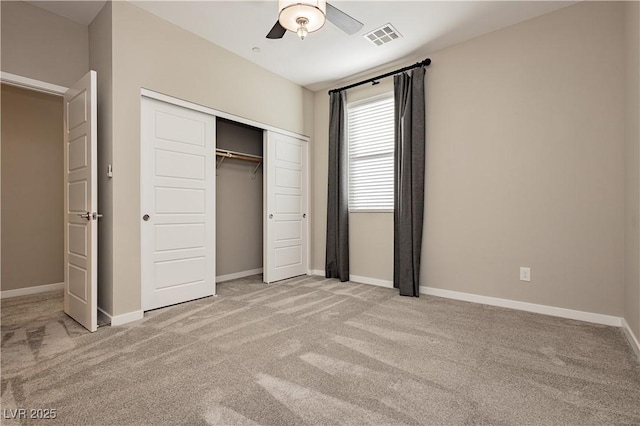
(264, 131, 308, 283)
(155, 187, 206, 214)
(275, 194, 301, 214)
(275, 168, 301, 188)
(275, 221, 302, 241)
(155, 149, 205, 180)
(155, 223, 206, 252)
(275, 246, 302, 268)
(154, 111, 206, 147)
(141, 97, 215, 311)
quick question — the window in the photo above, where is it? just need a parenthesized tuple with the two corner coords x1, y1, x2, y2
(347, 94, 394, 212)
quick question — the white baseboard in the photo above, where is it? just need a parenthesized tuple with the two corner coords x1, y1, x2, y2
(308, 269, 394, 288)
(420, 286, 622, 327)
(622, 318, 640, 360)
(0, 282, 64, 299)
(311, 270, 631, 337)
(350, 274, 394, 288)
(110, 310, 144, 326)
(216, 268, 263, 283)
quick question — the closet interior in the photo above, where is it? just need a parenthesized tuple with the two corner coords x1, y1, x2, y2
(215, 118, 264, 281)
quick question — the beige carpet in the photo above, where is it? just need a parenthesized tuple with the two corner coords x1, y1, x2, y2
(1, 274, 639, 425)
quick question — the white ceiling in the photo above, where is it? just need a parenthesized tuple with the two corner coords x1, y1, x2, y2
(27, 1, 575, 91)
(26, 0, 106, 26)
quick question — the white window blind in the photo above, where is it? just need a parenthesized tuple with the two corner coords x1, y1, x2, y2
(347, 94, 394, 212)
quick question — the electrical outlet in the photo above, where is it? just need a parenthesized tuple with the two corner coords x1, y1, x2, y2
(520, 267, 531, 282)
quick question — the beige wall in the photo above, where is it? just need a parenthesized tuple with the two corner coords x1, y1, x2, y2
(313, 1, 626, 316)
(216, 119, 263, 277)
(312, 79, 395, 280)
(3, 0, 628, 323)
(1, 84, 64, 291)
(624, 1, 640, 340)
(89, 2, 114, 314)
(0, 1, 88, 87)
(109, 2, 313, 316)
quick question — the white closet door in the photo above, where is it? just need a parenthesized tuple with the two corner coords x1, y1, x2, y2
(141, 97, 215, 311)
(264, 131, 308, 283)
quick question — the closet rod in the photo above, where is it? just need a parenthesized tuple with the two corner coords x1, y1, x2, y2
(215, 149, 262, 163)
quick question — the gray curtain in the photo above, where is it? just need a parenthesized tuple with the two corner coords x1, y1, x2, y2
(326, 91, 349, 282)
(393, 67, 426, 297)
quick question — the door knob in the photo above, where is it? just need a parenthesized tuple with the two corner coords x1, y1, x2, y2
(269, 214, 273, 219)
(77, 212, 91, 220)
(143, 214, 150, 221)
(303, 213, 306, 218)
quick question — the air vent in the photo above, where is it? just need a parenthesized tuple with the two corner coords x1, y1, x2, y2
(364, 24, 402, 46)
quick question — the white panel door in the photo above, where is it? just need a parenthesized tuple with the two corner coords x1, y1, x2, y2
(64, 70, 98, 332)
(264, 131, 308, 283)
(141, 97, 215, 311)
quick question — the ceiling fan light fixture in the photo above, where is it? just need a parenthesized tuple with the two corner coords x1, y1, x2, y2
(279, 0, 326, 38)
(296, 18, 309, 40)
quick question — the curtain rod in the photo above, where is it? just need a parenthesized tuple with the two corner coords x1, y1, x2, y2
(328, 58, 431, 95)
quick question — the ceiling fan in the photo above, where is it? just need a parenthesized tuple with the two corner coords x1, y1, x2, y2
(266, 0, 364, 40)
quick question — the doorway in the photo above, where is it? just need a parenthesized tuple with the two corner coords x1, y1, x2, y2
(1, 84, 64, 297)
(2, 71, 100, 332)
(216, 118, 264, 282)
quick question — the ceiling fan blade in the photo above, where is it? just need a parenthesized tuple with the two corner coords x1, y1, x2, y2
(326, 3, 363, 35)
(266, 21, 287, 39)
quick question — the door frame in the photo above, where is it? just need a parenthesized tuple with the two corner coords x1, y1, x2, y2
(1, 72, 104, 333)
(1, 72, 68, 96)
(140, 89, 312, 289)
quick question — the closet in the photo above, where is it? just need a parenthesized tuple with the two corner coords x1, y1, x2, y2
(140, 91, 309, 312)
(215, 118, 264, 282)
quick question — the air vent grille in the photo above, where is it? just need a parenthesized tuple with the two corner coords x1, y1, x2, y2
(364, 24, 402, 46)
